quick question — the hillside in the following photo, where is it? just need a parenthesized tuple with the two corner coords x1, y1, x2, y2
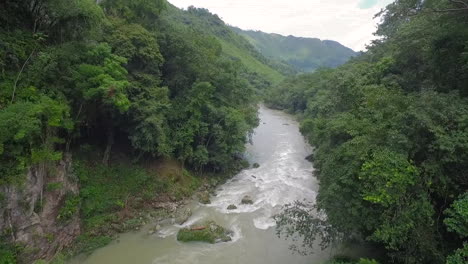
(232, 27, 357, 72)
(162, 5, 296, 86)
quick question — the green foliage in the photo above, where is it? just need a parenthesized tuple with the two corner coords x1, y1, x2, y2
(0, 250, 16, 264)
(0, 240, 20, 264)
(446, 243, 468, 264)
(162, 5, 285, 87)
(102, 0, 165, 26)
(34, 253, 66, 264)
(75, 161, 159, 220)
(177, 221, 232, 244)
(359, 150, 418, 206)
(1, 0, 270, 261)
(69, 234, 113, 255)
(46, 182, 63, 192)
(271, 1, 468, 263)
(57, 194, 80, 222)
(0, 96, 71, 185)
(275, 201, 336, 255)
(444, 193, 468, 238)
(73, 43, 130, 113)
(233, 27, 357, 72)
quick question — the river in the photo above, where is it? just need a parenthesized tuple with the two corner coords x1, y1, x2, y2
(71, 105, 331, 264)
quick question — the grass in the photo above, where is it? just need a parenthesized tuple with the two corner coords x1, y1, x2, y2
(0, 240, 22, 264)
(74, 157, 201, 223)
(65, 152, 203, 255)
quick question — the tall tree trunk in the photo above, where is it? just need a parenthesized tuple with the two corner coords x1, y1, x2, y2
(102, 127, 114, 166)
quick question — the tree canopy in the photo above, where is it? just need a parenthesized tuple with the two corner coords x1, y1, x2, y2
(270, 1, 468, 263)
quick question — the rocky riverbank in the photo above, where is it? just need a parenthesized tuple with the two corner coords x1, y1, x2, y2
(0, 150, 248, 264)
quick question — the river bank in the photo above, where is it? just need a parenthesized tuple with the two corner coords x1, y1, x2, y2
(68, 105, 332, 264)
(29, 152, 247, 264)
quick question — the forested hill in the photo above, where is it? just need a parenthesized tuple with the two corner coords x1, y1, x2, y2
(0, 0, 285, 262)
(270, 1, 468, 264)
(163, 5, 297, 81)
(232, 27, 357, 72)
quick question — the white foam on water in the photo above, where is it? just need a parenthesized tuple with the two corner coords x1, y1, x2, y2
(253, 216, 276, 230)
(204, 138, 318, 230)
(176, 212, 207, 228)
(157, 226, 178, 238)
(228, 223, 243, 243)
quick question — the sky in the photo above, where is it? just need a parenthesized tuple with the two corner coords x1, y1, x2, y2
(167, 0, 395, 51)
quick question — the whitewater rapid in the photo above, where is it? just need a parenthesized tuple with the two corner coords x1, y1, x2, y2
(71, 105, 330, 264)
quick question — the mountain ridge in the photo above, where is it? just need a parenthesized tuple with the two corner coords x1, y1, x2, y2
(231, 27, 357, 72)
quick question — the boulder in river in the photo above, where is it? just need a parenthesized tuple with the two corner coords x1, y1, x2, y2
(175, 208, 192, 225)
(305, 154, 314, 162)
(198, 191, 211, 204)
(227, 204, 237, 210)
(252, 163, 260, 168)
(177, 221, 232, 244)
(241, 195, 254, 205)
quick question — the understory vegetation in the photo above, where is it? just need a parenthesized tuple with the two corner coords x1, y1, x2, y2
(271, 1, 468, 263)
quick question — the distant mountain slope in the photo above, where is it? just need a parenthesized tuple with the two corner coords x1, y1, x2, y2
(231, 27, 357, 72)
(162, 5, 297, 86)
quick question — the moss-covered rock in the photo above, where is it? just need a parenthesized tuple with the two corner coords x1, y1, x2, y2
(176, 221, 232, 244)
(227, 204, 237, 210)
(252, 163, 260, 168)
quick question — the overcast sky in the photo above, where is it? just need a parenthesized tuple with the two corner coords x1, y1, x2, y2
(168, 0, 394, 51)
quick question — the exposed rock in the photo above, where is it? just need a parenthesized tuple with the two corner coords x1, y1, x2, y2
(111, 223, 123, 232)
(241, 195, 254, 205)
(0, 154, 81, 263)
(198, 191, 211, 204)
(175, 208, 192, 225)
(252, 163, 260, 168)
(177, 221, 232, 244)
(227, 204, 237, 210)
(251, 175, 256, 179)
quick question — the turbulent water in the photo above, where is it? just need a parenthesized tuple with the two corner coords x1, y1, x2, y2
(71, 106, 331, 264)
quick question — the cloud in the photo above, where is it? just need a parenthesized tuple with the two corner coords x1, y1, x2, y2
(358, 0, 379, 9)
(167, 0, 395, 51)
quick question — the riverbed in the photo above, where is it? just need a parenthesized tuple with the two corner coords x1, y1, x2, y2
(71, 105, 331, 264)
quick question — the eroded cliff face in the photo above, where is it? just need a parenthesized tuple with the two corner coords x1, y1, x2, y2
(0, 154, 81, 262)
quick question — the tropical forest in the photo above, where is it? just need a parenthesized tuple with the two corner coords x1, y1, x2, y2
(0, 0, 466, 264)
